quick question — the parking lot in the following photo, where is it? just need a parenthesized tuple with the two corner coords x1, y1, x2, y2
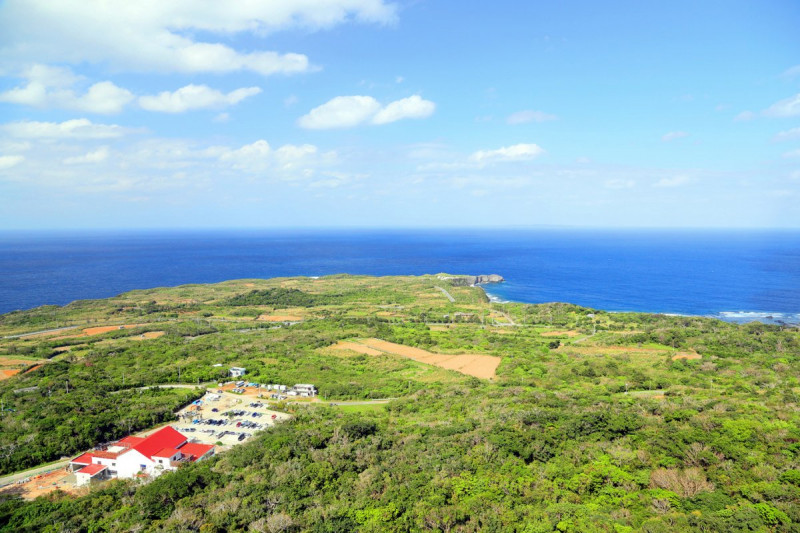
(172, 391, 291, 448)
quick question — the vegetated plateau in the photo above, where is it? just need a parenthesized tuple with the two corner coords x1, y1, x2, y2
(0, 274, 799, 532)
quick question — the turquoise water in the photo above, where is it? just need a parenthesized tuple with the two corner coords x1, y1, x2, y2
(0, 229, 798, 324)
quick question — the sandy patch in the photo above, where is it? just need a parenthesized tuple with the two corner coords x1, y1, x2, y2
(130, 331, 165, 340)
(244, 283, 256, 287)
(257, 315, 303, 322)
(0, 369, 21, 380)
(429, 325, 452, 332)
(343, 338, 501, 380)
(672, 351, 702, 361)
(53, 346, 72, 353)
(0, 469, 79, 500)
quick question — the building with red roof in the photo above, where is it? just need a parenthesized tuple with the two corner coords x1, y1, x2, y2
(75, 463, 107, 486)
(69, 426, 215, 482)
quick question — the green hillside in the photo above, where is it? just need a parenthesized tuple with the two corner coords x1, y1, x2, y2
(0, 275, 798, 532)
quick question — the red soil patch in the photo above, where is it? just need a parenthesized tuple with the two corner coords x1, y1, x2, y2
(0, 369, 21, 380)
(24, 364, 44, 374)
(337, 338, 501, 380)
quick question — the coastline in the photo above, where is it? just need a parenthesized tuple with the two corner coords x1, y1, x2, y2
(480, 284, 800, 327)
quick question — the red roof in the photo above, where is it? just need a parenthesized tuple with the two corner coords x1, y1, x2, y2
(152, 447, 180, 458)
(117, 436, 145, 448)
(77, 464, 107, 476)
(130, 426, 187, 459)
(178, 442, 214, 461)
(92, 450, 121, 459)
(70, 452, 94, 465)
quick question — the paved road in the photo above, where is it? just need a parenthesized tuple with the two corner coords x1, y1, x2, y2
(4, 326, 79, 339)
(435, 286, 456, 303)
(0, 460, 70, 488)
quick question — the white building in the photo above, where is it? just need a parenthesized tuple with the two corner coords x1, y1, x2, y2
(229, 367, 247, 378)
(70, 426, 215, 486)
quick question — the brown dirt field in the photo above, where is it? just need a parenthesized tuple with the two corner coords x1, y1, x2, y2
(540, 330, 581, 337)
(329, 341, 384, 356)
(24, 364, 44, 374)
(82, 324, 147, 336)
(0, 369, 21, 380)
(0, 469, 79, 500)
(490, 329, 516, 334)
(672, 351, 702, 361)
(351, 338, 501, 380)
(52, 346, 72, 352)
(130, 331, 165, 340)
(0, 358, 45, 365)
(257, 315, 303, 322)
(428, 325, 452, 331)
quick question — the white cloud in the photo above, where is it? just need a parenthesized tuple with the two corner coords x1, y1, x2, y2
(138, 85, 261, 113)
(63, 147, 109, 164)
(372, 95, 435, 124)
(604, 179, 635, 189)
(734, 111, 756, 122)
(763, 93, 800, 118)
(0, 1, 396, 75)
(0, 65, 135, 114)
(783, 148, 800, 158)
(506, 110, 557, 124)
(773, 127, 800, 142)
(654, 175, 689, 187)
(298, 94, 435, 129)
(298, 96, 381, 129)
(781, 65, 800, 78)
(0, 155, 25, 170)
(1, 119, 138, 139)
(469, 143, 544, 163)
(218, 139, 331, 179)
(661, 131, 689, 142)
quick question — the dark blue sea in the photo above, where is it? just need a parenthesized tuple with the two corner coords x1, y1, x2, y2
(1, 229, 798, 325)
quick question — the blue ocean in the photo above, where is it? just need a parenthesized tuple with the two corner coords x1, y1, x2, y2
(0, 229, 798, 325)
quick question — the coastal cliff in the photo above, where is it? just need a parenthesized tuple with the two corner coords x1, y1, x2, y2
(440, 274, 504, 286)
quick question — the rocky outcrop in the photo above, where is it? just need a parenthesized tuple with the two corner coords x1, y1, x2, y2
(445, 274, 504, 286)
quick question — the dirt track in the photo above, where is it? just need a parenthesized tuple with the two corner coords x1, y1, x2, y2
(331, 338, 501, 379)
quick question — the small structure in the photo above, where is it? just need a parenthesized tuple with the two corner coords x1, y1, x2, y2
(292, 384, 317, 397)
(69, 426, 215, 483)
(75, 463, 108, 487)
(229, 367, 247, 378)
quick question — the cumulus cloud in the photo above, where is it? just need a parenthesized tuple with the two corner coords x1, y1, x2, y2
(469, 143, 544, 163)
(654, 175, 689, 187)
(773, 127, 800, 142)
(764, 93, 800, 118)
(0, 65, 134, 114)
(218, 139, 331, 179)
(63, 147, 110, 164)
(139, 85, 261, 113)
(1, 119, 138, 139)
(0, 155, 25, 170)
(604, 179, 635, 189)
(506, 110, 557, 124)
(0, 1, 395, 75)
(298, 95, 435, 129)
(661, 131, 689, 142)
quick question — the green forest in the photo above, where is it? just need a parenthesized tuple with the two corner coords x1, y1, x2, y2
(0, 275, 798, 532)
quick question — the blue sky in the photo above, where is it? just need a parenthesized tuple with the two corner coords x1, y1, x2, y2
(0, 0, 798, 229)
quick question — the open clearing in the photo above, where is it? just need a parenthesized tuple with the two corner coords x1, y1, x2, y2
(0, 369, 21, 380)
(540, 330, 581, 337)
(257, 314, 303, 322)
(330, 338, 501, 379)
(672, 351, 702, 360)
